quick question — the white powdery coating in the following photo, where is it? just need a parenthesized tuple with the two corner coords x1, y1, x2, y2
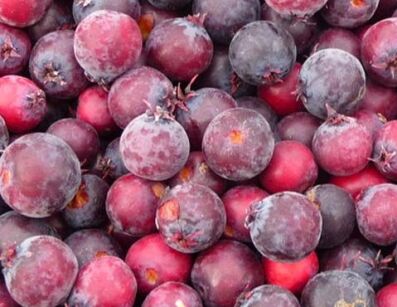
(238, 285, 300, 306)
(356, 183, 397, 246)
(299, 48, 366, 119)
(74, 10, 142, 83)
(4, 235, 78, 307)
(120, 114, 190, 181)
(108, 66, 173, 128)
(202, 108, 275, 181)
(0, 133, 82, 218)
(301, 270, 376, 306)
(248, 192, 322, 261)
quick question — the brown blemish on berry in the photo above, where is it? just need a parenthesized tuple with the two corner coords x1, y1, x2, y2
(95, 251, 109, 258)
(151, 183, 166, 198)
(229, 130, 244, 144)
(159, 199, 180, 221)
(68, 184, 89, 209)
(224, 225, 234, 237)
(138, 14, 155, 40)
(145, 268, 158, 285)
(351, 0, 365, 8)
(1, 170, 11, 185)
(179, 167, 192, 182)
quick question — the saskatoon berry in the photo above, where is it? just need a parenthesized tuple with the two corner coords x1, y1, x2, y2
(259, 140, 318, 194)
(195, 48, 255, 98)
(329, 164, 389, 199)
(108, 66, 173, 129)
(354, 109, 386, 140)
(359, 80, 397, 120)
(125, 233, 193, 294)
(312, 113, 373, 176)
(265, 0, 327, 17)
(257, 63, 304, 116)
(63, 174, 109, 229)
(277, 112, 321, 148)
(191, 240, 264, 307)
(76, 86, 118, 135)
(306, 184, 355, 249)
(47, 118, 100, 165)
(262, 251, 319, 295)
(222, 185, 268, 243)
(0, 0, 53, 28)
(3, 235, 78, 307)
(321, 0, 380, 28)
(356, 183, 397, 246)
(73, 0, 141, 24)
(229, 21, 296, 86)
(236, 285, 300, 307)
(0, 211, 58, 257)
(146, 16, 213, 82)
(261, 3, 319, 54)
(28, 0, 74, 42)
(68, 255, 137, 307)
(106, 173, 166, 236)
(202, 108, 275, 181)
(320, 238, 391, 290)
(236, 96, 278, 132)
(377, 283, 397, 307)
(156, 183, 226, 253)
(299, 49, 366, 119)
(29, 29, 89, 99)
(169, 151, 227, 195)
(94, 137, 128, 181)
(0, 23, 31, 76)
(120, 111, 190, 181)
(301, 270, 376, 307)
(192, 0, 261, 45)
(74, 10, 143, 84)
(372, 121, 397, 180)
(361, 18, 397, 88)
(138, 0, 181, 40)
(176, 87, 238, 150)
(0, 133, 81, 218)
(142, 282, 203, 307)
(0, 75, 47, 134)
(311, 28, 361, 58)
(65, 228, 122, 267)
(247, 192, 322, 261)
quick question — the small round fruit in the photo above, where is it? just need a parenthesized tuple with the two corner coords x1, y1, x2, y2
(202, 108, 275, 181)
(3, 235, 78, 307)
(0, 133, 81, 218)
(235, 285, 300, 307)
(301, 270, 376, 307)
(68, 256, 137, 307)
(247, 192, 322, 261)
(120, 111, 190, 181)
(229, 21, 296, 86)
(0, 0, 53, 27)
(156, 183, 226, 253)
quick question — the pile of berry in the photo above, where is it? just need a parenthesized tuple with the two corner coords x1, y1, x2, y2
(0, 0, 397, 306)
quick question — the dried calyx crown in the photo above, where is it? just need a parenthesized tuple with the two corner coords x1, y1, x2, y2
(165, 74, 199, 115)
(325, 104, 351, 125)
(186, 13, 207, 27)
